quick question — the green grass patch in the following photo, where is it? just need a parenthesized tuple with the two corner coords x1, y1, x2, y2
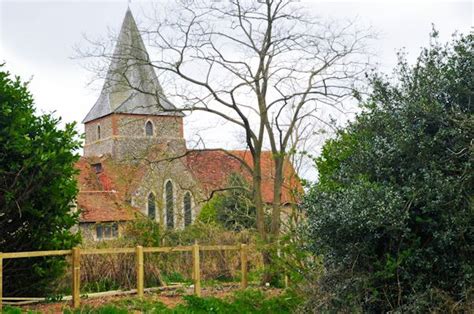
(4, 289, 302, 313)
(161, 271, 191, 284)
(81, 279, 121, 294)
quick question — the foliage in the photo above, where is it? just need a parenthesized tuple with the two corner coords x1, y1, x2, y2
(3, 289, 302, 313)
(61, 289, 301, 313)
(82, 279, 121, 294)
(198, 173, 257, 231)
(122, 216, 163, 247)
(0, 65, 81, 296)
(197, 196, 220, 225)
(71, 219, 259, 293)
(173, 289, 301, 314)
(302, 31, 473, 312)
(262, 227, 322, 289)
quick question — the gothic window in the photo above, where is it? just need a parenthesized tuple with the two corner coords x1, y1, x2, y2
(97, 125, 101, 139)
(184, 192, 192, 227)
(148, 192, 156, 220)
(145, 121, 153, 136)
(165, 180, 174, 228)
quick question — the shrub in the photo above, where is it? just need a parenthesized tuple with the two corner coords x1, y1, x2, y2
(71, 219, 264, 291)
(302, 31, 473, 312)
(0, 65, 81, 296)
(198, 173, 257, 231)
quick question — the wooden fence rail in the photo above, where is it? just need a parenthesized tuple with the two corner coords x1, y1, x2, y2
(0, 243, 249, 310)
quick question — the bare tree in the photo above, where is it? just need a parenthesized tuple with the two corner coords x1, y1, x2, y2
(79, 0, 372, 239)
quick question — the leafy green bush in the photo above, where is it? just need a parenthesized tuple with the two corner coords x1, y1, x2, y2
(122, 216, 163, 247)
(197, 197, 220, 225)
(0, 65, 81, 297)
(198, 173, 257, 231)
(302, 31, 473, 312)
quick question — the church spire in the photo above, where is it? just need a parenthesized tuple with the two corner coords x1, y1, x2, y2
(83, 8, 179, 123)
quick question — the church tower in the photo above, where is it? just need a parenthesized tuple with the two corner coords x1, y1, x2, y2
(83, 9, 185, 160)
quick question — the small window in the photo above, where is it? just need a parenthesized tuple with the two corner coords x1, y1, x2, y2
(145, 121, 153, 136)
(184, 192, 192, 227)
(92, 163, 103, 173)
(97, 125, 101, 139)
(165, 181, 174, 228)
(96, 223, 118, 241)
(148, 192, 156, 220)
(96, 224, 103, 240)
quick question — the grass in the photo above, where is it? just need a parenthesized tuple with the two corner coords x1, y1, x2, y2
(3, 289, 302, 314)
(82, 279, 122, 294)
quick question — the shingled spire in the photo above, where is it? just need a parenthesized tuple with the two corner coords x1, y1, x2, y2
(83, 8, 180, 123)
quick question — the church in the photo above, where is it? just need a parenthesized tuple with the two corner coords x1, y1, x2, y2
(75, 9, 301, 241)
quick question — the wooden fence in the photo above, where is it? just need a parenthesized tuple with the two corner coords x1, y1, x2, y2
(0, 242, 249, 310)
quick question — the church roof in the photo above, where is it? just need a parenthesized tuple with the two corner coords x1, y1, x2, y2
(75, 157, 142, 222)
(83, 8, 181, 123)
(185, 150, 302, 204)
(75, 150, 302, 223)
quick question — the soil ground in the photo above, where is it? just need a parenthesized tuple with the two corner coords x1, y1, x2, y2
(12, 285, 283, 313)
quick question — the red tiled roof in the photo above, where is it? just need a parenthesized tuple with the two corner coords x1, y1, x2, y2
(75, 157, 141, 222)
(77, 191, 136, 222)
(185, 150, 302, 204)
(75, 149, 302, 223)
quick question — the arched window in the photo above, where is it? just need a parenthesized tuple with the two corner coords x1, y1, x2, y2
(184, 192, 192, 227)
(165, 181, 174, 228)
(97, 125, 101, 139)
(147, 192, 156, 220)
(145, 121, 153, 137)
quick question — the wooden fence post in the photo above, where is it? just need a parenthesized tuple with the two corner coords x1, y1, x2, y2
(0, 252, 3, 311)
(72, 247, 81, 309)
(136, 246, 144, 298)
(240, 244, 248, 289)
(192, 241, 201, 297)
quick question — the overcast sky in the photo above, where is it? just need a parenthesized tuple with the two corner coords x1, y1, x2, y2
(0, 0, 472, 173)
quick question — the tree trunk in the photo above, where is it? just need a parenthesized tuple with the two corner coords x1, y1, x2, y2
(270, 156, 284, 237)
(252, 154, 266, 240)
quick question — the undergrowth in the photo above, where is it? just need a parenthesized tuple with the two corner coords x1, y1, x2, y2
(3, 289, 302, 314)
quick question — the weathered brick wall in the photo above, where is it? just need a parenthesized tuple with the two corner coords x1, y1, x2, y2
(79, 222, 96, 241)
(113, 138, 187, 162)
(83, 114, 185, 159)
(116, 114, 183, 139)
(84, 138, 115, 157)
(84, 115, 113, 143)
(132, 156, 203, 229)
(82, 112, 203, 230)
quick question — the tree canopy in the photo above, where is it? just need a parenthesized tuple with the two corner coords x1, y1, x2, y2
(0, 66, 81, 296)
(303, 32, 473, 312)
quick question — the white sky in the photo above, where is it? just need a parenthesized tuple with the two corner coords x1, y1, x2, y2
(0, 0, 472, 178)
